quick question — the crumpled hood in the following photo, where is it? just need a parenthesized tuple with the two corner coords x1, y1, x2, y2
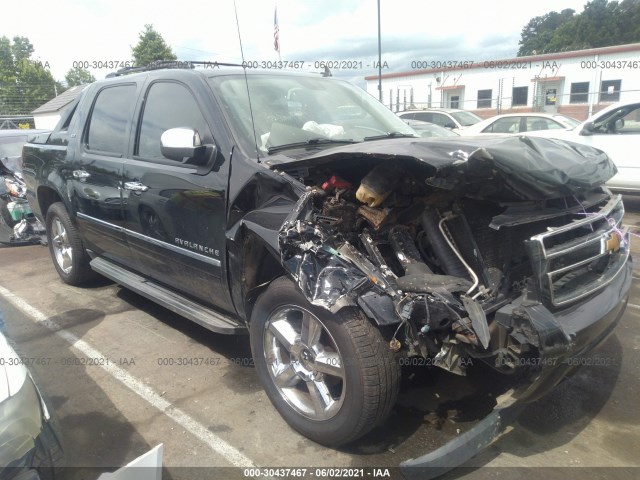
(273, 135, 616, 201)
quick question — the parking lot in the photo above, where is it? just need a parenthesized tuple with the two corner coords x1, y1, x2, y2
(1, 197, 640, 480)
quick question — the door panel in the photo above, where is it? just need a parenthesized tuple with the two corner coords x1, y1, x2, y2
(71, 83, 137, 267)
(122, 80, 234, 312)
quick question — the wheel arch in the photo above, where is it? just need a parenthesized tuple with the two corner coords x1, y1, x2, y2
(229, 224, 288, 324)
(37, 186, 65, 221)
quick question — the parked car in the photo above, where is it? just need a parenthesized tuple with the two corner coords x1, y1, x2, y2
(0, 130, 49, 174)
(22, 64, 630, 457)
(0, 313, 63, 479)
(0, 130, 48, 246)
(397, 108, 482, 131)
(402, 119, 459, 137)
(459, 113, 580, 135)
(524, 102, 640, 192)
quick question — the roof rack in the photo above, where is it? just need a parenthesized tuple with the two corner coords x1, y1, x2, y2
(106, 60, 244, 78)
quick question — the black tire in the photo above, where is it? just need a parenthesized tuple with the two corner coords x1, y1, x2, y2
(250, 276, 400, 446)
(0, 198, 17, 228)
(45, 202, 97, 285)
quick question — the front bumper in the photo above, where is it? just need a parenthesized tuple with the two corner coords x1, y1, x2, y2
(400, 256, 632, 478)
(510, 256, 632, 403)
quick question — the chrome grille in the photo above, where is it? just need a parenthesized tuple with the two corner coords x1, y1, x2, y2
(526, 195, 629, 307)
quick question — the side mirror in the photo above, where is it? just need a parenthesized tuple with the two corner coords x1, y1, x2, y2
(444, 122, 456, 129)
(160, 128, 209, 164)
(580, 121, 595, 136)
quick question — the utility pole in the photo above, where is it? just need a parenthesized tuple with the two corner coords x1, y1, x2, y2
(377, 0, 382, 102)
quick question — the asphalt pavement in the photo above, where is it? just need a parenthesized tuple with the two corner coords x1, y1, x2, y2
(0, 196, 639, 480)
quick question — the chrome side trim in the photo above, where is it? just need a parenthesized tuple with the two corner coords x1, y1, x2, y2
(126, 229, 221, 267)
(77, 212, 123, 231)
(75, 212, 221, 267)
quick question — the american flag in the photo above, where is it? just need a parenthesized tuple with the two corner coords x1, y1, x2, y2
(274, 6, 280, 53)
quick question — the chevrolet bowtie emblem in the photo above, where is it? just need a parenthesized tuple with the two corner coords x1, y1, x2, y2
(605, 232, 622, 253)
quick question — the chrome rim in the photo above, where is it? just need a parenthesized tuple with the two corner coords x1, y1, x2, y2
(51, 218, 72, 274)
(263, 305, 346, 421)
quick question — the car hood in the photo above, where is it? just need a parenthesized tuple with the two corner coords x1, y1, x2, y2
(270, 135, 616, 201)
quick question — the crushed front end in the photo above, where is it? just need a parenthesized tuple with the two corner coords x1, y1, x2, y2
(273, 135, 631, 403)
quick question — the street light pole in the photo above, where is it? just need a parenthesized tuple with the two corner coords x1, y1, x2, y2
(377, 0, 382, 102)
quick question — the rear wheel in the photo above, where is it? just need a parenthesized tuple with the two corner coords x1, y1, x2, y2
(250, 277, 400, 446)
(46, 202, 97, 285)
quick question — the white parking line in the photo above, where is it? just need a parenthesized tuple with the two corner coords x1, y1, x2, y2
(0, 284, 258, 469)
(627, 303, 640, 311)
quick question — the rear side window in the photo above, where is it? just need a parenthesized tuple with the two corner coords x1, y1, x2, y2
(86, 84, 137, 154)
(413, 112, 435, 123)
(136, 82, 210, 160)
(484, 117, 520, 133)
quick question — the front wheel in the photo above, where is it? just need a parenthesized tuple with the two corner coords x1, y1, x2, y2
(45, 202, 98, 285)
(250, 277, 400, 446)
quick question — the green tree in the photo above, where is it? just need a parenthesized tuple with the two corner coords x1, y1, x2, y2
(619, 0, 640, 41)
(131, 24, 177, 67)
(65, 66, 96, 87)
(17, 61, 56, 112)
(517, 9, 575, 56)
(0, 35, 56, 115)
(517, 0, 640, 56)
(11, 36, 34, 64)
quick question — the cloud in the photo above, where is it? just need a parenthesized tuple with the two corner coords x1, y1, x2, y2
(0, 0, 589, 83)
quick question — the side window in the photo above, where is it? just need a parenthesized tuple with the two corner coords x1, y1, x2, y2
(525, 117, 562, 132)
(136, 82, 210, 160)
(86, 84, 137, 154)
(432, 113, 450, 127)
(484, 117, 520, 133)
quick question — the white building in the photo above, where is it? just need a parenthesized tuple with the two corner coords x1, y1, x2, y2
(31, 85, 87, 129)
(365, 43, 640, 120)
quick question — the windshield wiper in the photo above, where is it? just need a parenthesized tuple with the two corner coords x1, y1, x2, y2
(363, 132, 418, 141)
(267, 138, 357, 154)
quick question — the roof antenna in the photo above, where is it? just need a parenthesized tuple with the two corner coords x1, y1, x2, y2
(233, 0, 261, 162)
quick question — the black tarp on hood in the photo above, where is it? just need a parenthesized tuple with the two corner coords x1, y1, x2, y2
(271, 135, 616, 201)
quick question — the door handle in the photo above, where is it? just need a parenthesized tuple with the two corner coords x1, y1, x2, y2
(72, 170, 91, 179)
(123, 181, 149, 192)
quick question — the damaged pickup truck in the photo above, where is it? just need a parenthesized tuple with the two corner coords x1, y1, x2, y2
(22, 65, 631, 449)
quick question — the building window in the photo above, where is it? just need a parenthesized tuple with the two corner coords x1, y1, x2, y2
(512, 86, 528, 106)
(477, 89, 492, 108)
(570, 82, 589, 104)
(600, 80, 621, 103)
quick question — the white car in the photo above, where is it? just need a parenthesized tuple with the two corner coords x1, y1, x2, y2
(0, 323, 62, 477)
(458, 113, 580, 135)
(402, 119, 460, 138)
(397, 108, 482, 132)
(524, 102, 640, 192)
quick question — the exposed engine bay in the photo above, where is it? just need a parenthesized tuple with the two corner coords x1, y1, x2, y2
(276, 146, 628, 380)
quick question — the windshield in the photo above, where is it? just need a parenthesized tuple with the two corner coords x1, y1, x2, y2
(208, 74, 416, 155)
(450, 111, 482, 126)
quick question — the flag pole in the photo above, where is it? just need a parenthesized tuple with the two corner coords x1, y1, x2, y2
(274, 2, 281, 61)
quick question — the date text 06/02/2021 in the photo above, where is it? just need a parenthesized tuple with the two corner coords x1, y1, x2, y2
(242, 468, 391, 478)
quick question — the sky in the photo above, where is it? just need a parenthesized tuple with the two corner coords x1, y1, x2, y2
(1, 0, 590, 86)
